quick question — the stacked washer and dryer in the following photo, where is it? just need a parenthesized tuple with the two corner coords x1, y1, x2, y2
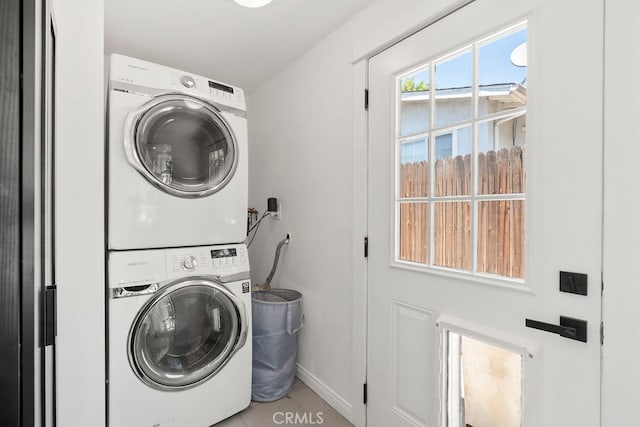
(107, 54, 252, 427)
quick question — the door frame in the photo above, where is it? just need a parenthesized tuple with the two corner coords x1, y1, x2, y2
(601, 0, 640, 425)
(40, 1, 58, 425)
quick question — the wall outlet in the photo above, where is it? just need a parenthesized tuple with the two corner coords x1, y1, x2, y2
(274, 202, 282, 220)
(268, 202, 281, 219)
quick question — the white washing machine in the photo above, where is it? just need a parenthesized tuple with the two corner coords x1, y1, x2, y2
(108, 54, 247, 250)
(108, 243, 251, 427)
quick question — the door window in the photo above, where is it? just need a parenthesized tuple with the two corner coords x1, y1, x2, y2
(133, 95, 237, 197)
(396, 22, 527, 281)
(129, 282, 242, 389)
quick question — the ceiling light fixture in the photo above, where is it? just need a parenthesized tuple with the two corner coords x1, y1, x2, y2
(233, 0, 273, 8)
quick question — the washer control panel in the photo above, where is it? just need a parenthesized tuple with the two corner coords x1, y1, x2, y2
(109, 244, 250, 287)
(210, 246, 248, 268)
(166, 243, 249, 280)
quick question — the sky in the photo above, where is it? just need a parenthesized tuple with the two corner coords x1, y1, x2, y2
(399, 27, 527, 164)
(403, 27, 527, 90)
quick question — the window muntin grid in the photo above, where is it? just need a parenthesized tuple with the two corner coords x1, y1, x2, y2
(395, 22, 527, 282)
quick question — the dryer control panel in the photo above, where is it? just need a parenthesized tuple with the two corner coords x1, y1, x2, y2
(109, 54, 246, 112)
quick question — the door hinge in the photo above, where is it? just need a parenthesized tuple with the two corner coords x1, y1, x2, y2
(600, 322, 604, 345)
(364, 89, 369, 110)
(44, 285, 57, 346)
(363, 383, 368, 405)
(364, 237, 369, 258)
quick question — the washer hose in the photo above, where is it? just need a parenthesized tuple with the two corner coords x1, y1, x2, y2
(265, 234, 291, 288)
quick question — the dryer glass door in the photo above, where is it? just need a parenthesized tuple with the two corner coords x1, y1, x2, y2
(129, 94, 238, 198)
(129, 280, 246, 390)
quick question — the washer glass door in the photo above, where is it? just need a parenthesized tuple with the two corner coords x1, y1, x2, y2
(129, 280, 245, 390)
(129, 94, 237, 198)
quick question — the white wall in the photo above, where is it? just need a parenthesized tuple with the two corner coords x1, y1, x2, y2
(247, 0, 464, 424)
(602, 0, 640, 424)
(246, 24, 357, 416)
(52, 0, 105, 425)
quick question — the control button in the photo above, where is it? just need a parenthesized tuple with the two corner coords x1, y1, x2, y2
(239, 247, 246, 254)
(240, 256, 247, 264)
(180, 75, 196, 89)
(181, 255, 197, 272)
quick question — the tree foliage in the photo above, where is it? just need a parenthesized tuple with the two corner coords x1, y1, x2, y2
(402, 77, 429, 92)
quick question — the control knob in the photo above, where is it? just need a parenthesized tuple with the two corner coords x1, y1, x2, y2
(180, 75, 196, 89)
(181, 255, 197, 272)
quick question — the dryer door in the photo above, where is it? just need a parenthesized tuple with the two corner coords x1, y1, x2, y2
(128, 278, 247, 390)
(124, 94, 238, 198)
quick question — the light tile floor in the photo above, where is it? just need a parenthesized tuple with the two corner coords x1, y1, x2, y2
(214, 378, 353, 427)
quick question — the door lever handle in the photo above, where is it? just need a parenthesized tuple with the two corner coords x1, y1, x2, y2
(525, 316, 587, 343)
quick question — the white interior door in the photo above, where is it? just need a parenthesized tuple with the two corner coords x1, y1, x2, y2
(367, 1, 603, 426)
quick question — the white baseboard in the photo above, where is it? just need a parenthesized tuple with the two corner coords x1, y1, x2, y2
(296, 363, 353, 424)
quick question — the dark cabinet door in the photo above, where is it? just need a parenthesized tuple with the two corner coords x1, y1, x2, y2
(1, 0, 45, 425)
(0, 0, 26, 425)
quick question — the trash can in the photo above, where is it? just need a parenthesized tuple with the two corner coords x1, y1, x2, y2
(251, 289, 304, 402)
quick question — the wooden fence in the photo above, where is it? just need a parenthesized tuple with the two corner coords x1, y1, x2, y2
(399, 145, 525, 279)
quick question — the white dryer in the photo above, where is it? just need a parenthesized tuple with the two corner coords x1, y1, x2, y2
(108, 54, 247, 250)
(108, 244, 251, 427)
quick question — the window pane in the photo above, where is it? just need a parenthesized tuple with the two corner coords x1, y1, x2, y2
(477, 121, 526, 195)
(435, 133, 453, 158)
(478, 28, 527, 117)
(476, 200, 525, 278)
(399, 203, 429, 264)
(399, 68, 430, 136)
(399, 138, 429, 198)
(434, 202, 471, 270)
(435, 126, 471, 197)
(435, 50, 472, 128)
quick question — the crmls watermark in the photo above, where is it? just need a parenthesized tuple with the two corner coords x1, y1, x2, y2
(272, 411, 324, 425)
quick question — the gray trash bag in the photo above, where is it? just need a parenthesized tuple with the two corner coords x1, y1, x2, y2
(251, 289, 304, 402)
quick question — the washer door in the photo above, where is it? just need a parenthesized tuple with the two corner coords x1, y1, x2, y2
(128, 279, 247, 390)
(124, 94, 238, 198)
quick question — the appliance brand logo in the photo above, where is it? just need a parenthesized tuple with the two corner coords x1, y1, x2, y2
(242, 282, 250, 293)
(127, 64, 147, 71)
(127, 261, 147, 267)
